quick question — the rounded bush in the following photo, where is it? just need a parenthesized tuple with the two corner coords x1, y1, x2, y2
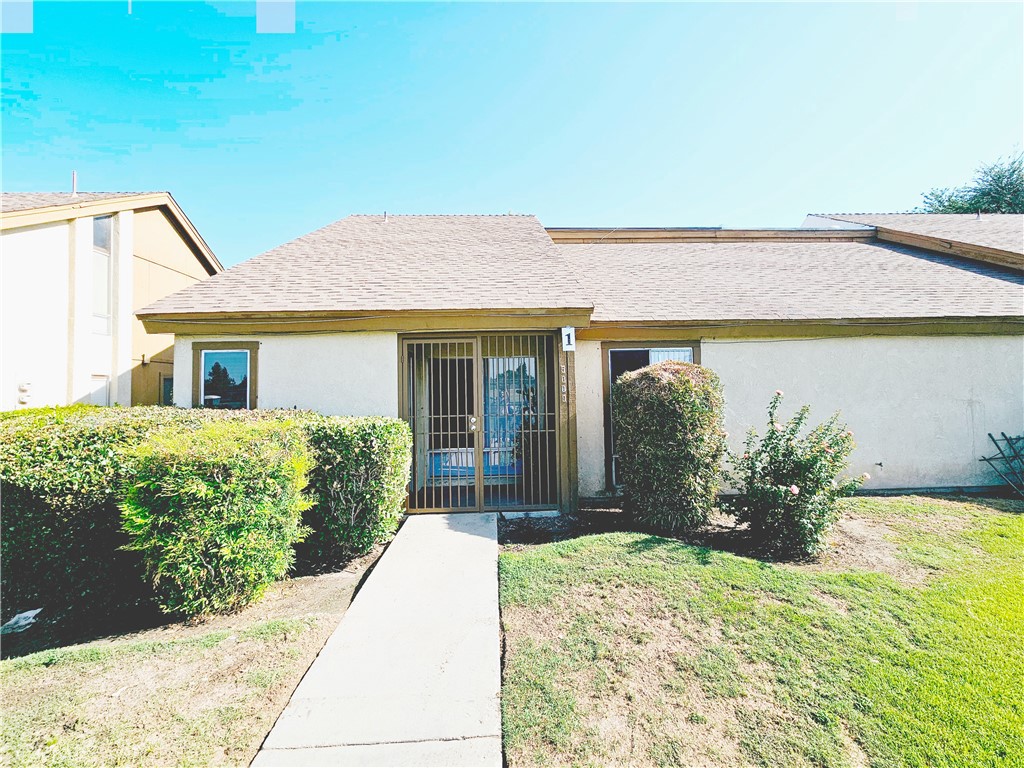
(0, 406, 205, 621)
(121, 420, 313, 616)
(611, 361, 727, 534)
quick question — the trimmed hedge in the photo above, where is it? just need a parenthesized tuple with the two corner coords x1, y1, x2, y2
(611, 361, 727, 535)
(122, 420, 312, 615)
(0, 405, 412, 621)
(0, 406, 206, 621)
(301, 416, 412, 560)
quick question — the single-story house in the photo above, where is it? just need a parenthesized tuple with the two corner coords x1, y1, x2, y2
(1, 191, 222, 410)
(138, 212, 1024, 512)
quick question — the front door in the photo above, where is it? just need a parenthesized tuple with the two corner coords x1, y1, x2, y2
(402, 334, 559, 513)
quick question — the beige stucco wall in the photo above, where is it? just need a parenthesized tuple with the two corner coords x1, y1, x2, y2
(173, 332, 400, 416)
(575, 339, 607, 497)
(131, 208, 216, 405)
(703, 334, 1023, 489)
(575, 334, 1024, 494)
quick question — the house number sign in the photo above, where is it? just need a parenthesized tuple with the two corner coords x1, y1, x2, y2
(561, 326, 576, 352)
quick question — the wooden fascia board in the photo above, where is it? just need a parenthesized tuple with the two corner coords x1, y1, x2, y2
(576, 317, 1024, 340)
(161, 194, 224, 274)
(138, 307, 595, 335)
(873, 228, 1024, 272)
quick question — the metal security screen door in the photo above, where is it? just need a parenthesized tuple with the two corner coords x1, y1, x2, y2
(402, 334, 559, 513)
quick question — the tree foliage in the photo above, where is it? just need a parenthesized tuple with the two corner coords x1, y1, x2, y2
(920, 153, 1024, 214)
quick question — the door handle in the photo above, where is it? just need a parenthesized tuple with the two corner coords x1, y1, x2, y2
(469, 416, 478, 432)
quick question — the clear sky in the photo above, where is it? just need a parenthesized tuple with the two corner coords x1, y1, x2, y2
(3, 1, 1022, 266)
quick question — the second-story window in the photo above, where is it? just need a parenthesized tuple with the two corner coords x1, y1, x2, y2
(93, 216, 112, 334)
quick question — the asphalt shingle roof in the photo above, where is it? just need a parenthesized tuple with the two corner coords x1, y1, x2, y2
(817, 213, 1024, 256)
(558, 240, 1023, 322)
(139, 213, 1023, 324)
(0, 192, 154, 213)
(141, 214, 592, 315)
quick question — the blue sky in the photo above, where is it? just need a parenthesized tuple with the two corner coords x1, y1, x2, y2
(3, 1, 1022, 267)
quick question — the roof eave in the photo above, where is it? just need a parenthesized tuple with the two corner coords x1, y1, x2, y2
(0, 192, 223, 275)
(872, 228, 1023, 272)
(137, 306, 596, 335)
(577, 316, 1024, 340)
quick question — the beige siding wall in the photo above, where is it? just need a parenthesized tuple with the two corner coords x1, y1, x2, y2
(131, 209, 214, 405)
(575, 334, 1024, 495)
(173, 333, 400, 416)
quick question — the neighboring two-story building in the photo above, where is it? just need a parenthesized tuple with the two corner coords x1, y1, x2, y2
(1, 192, 221, 410)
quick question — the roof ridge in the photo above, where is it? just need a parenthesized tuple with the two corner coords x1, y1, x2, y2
(346, 213, 537, 218)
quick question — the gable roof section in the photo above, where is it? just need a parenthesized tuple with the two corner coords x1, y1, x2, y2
(812, 213, 1023, 271)
(1, 191, 151, 213)
(139, 215, 592, 332)
(558, 239, 1023, 325)
(1, 191, 222, 275)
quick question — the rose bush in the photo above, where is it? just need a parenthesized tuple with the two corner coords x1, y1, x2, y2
(724, 391, 865, 558)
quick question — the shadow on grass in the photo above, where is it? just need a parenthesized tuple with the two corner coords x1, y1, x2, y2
(499, 504, 817, 565)
(1, 549, 363, 661)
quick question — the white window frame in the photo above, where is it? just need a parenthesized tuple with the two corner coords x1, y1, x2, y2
(200, 348, 251, 409)
(92, 216, 114, 335)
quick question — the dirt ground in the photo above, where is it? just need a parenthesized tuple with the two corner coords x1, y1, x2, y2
(0, 547, 382, 768)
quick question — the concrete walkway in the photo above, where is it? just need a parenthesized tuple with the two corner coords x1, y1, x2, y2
(253, 513, 500, 767)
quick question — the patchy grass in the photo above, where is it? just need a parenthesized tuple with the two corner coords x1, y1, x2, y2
(500, 496, 1024, 768)
(0, 550, 380, 767)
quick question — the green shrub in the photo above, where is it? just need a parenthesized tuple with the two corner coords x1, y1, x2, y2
(299, 416, 412, 560)
(121, 420, 313, 616)
(0, 406, 206, 620)
(1, 405, 412, 623)
(611, 361, 727, 535)
(724, 391, 865, 559)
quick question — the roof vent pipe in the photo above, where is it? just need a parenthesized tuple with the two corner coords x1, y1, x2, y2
(384, 210, 388, 222)
(71, 170, 77, 195)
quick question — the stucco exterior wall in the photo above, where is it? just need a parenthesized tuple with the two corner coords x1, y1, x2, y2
(173, 333, 400, 416)
(575, 334, 1024, 494)
(1, 222, 71, 410)
(131, 208, 215, 405)
(574, 339, 607, 497)
(1, 213, 134, 410)
(702, 334, 1023, 490)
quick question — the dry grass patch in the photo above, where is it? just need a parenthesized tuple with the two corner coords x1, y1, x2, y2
(1, 549, 380, 768)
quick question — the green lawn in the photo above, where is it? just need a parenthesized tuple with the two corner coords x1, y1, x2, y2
(499, 496, 1024, 768)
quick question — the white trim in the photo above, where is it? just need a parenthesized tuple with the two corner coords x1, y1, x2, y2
(199, 348, 251, 409)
